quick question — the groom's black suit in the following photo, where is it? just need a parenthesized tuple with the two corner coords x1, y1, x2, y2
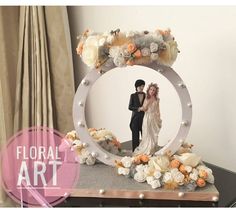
(129, 92, 146, 151)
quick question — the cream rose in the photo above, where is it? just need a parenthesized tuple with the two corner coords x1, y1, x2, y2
(150, 179, 161, 189)
(121, 156, 133, 168)
(134, 172, 147, 183)
(118, 167, 130, 176)
(82, 36, 99, 68)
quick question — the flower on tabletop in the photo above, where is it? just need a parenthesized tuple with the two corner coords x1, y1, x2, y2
(72, 140, 83, 148)
(121, 156, 133, 168)
(171, 168, 185, 184)
(153, 170, 162, 179)
(126, 59, 135, 66)
(196, 165, 214, 184)
(140, 154, 150, 163)
(164, 181, 179, 190)
(170, 159, 181, 168)
(86, 155, 96, 165)
(150, 179, 161, 189)
(135, 164, 148, 173)
(148, 155, 170, 172)
(162, 172, 173, 183)
(134, 171, 147, 183)
(189, 168, 199, 181)
(185, 165, 193, 173)
(196, 178, 206, 187)
(118, 167, 130, 176)
(115, 160, 124, 168)
(79, 156, 87, 164)
(66, 130, 78, 140)
(198, 169, 208, 179)
(146, 176, 155, 185)
(179, 164, 188, 175)
(174, 153, 202, 167)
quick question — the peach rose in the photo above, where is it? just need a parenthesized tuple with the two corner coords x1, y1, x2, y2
(134, 50, 142, 58)
(170, 159, 181, 168)
(197, 178, 206, 187)
(179, 164, 187, 175)
(199, 170, 208, 179)
(127, 43, 136, 53)
(140, 154, 149, 163)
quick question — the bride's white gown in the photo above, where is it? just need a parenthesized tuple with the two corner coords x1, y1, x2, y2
(134, 99, 161, 156)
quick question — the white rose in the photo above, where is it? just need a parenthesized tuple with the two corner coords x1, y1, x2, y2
(136, 164, 146, 173)
(134, 172, 147, 183)
(141, 48, 151, 57)
(73, 140, 83, 148)
(86, 155, 96, 165)
(118, 167, 130, 176)
(170, 168, 179, 175)
(121, 156, 133, 168)
(185, 166, 193, 173)
(144, 165, 154, 176)
(173, 171, 185, 184)
(79, 156, 86, 164)
(146, 176, 155, 185)
(162, 172, 173, 183)
(154, 170, 162, 179)
(81, 149, 90, 158)
(109, 47, 122, 58)
(150, 42, 159, 53)
(150, 179, 161, 189)
(206, 172, 214, 184)
(189, 169, 199, 181)
(113, 56, 126, 67)
(153, 32, 164, 42)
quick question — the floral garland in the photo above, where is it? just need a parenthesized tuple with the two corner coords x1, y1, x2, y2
(60, 129, 121, 165)
(76, 28, 179, 69)
(115, 144, 214, 191)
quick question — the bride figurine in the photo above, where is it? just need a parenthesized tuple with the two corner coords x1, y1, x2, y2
(133, 83, 162, 156)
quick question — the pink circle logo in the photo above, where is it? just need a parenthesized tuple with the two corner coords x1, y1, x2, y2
(1, 126, 80, 207)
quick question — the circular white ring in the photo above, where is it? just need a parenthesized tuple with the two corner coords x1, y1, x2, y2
(73, 63, 192, 166)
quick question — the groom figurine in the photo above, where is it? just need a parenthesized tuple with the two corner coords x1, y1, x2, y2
(129, 79, 146, 151)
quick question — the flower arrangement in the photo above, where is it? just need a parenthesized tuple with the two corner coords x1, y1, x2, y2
(115, 143, 214, 191)
(61, 129, 121, 166)
(76, 28, 179, 70)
